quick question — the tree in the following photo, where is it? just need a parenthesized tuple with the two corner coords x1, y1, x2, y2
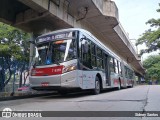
(0, 22, 30, 61)
(143, 55, 160, 83)
(0, 22, 30, 92)
(136, 3, 160, 55)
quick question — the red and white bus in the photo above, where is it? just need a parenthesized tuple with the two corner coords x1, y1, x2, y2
(29, 28, 135, 94)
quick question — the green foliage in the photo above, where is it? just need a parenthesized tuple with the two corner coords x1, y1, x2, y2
(143, 55, 160, 81)
(0, 22, 30, 62)
(147, 18, 160, 27)
(156, 3, 160, 12)
(136, 3, 160, 55)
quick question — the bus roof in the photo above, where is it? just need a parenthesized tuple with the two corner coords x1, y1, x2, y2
(37, 28, 120, 58)
(37, 28, 132, 69)
(38, 28, 86, 38)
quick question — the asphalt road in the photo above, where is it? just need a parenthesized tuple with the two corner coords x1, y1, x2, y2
(0, 85, 160, 120)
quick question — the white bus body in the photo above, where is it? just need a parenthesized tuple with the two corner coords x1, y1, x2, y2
(29, 28, 135, 94)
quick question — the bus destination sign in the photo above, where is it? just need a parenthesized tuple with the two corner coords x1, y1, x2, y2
(37, 32, 72, 43)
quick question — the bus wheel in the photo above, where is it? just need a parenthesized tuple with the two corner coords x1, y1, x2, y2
(92, 76, 101, 95)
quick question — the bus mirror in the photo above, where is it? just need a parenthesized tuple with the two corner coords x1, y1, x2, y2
(29, 40, 37, 46)
(35, 57, 39, 63)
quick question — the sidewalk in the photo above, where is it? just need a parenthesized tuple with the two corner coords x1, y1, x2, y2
(0, 91, 56, 101)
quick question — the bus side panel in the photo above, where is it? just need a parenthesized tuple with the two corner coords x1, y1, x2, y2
(110, 73, 119, 87)
(102, 72, 108, 89)
(119, 75, 125, 87)
(121, 62, 127, 88)
(29, 75, 61, 87)
(61, 70, 79, 88)
(77, 70, 83, 89)
(80, 71, 98, 89)
(127, 79, 132, 86)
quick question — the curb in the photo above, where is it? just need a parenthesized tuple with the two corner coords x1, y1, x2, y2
(0, 92, 56, 101)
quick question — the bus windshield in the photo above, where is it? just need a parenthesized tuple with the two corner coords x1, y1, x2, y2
(34, 39, 76, 66)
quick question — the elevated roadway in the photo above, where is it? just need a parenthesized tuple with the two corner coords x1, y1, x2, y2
(0, 0, 145, 75)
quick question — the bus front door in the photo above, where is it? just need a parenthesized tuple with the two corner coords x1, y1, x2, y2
(104, 55, 110, 86)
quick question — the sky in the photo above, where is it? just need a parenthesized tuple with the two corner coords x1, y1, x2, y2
(112, 0, 160, 60)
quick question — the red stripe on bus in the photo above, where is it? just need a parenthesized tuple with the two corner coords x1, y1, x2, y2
(114, 79, 119, 85)
(128, 80, 132, 84)
(31, 65, 64, 76)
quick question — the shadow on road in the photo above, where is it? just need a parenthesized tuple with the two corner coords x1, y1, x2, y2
(40, 87, 124, 99)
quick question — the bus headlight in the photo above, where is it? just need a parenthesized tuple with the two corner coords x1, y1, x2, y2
(31, 69, 36, 76)
(63, 64, 77, 73)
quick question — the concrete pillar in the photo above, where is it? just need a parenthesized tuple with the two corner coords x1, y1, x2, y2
(29, 33, 36, 67)
(138, 76, 141, 84)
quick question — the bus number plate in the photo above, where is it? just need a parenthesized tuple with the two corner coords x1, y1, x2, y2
(41, 82, 49, 87)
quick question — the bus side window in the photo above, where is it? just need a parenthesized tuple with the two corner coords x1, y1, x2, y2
(97, 47, 104, 69)
(124, 66, 128, 78)
(114, 59, 118, 74)
(80, 37, 92, 69)
(67, 39, 77, 60)
(109, 57, 115, 74)
(91, 43, 97, 68)
(128, 69, 133, 79)
(118, 62, 122, 75)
